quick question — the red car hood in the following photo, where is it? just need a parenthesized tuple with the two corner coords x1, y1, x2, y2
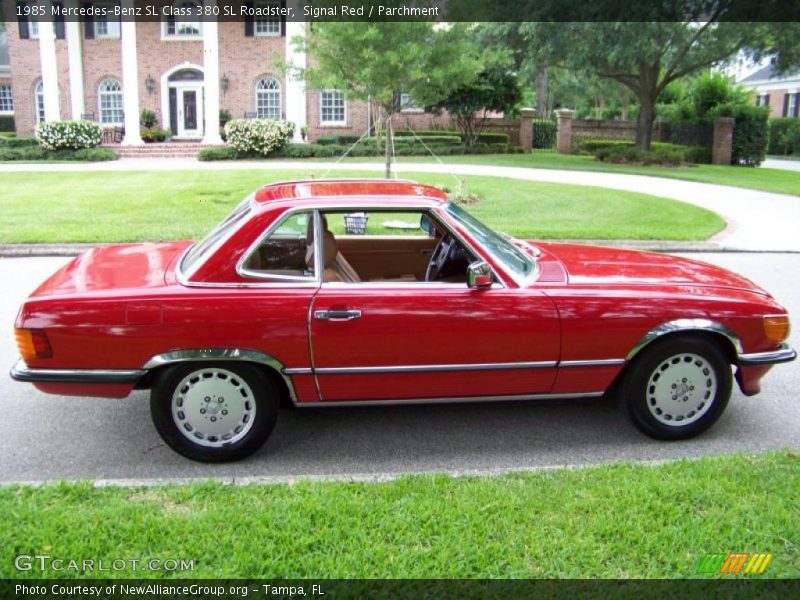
(30, 241, 191, 297)
(535, 242, 768, 294)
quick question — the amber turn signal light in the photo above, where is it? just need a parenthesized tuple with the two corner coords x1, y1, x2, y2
(763, 315, 790, 345)
(14, 328, 52, 361)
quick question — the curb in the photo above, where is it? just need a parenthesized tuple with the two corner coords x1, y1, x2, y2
(0, 241, 731, 258)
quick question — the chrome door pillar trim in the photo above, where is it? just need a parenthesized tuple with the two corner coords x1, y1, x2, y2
(142, 348, 299, 403)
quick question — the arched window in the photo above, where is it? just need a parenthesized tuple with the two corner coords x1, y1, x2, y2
(34, 80, 45, 123)
(164, 1, 202, 38)
(98, 78, 123, 125)
(256, 77, 281, 120)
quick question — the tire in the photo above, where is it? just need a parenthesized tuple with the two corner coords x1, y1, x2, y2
(621, 335, 732, 440)
(150, 362, 278, 462)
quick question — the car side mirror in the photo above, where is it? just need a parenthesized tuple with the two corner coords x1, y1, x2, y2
(467, 260, 493, 289)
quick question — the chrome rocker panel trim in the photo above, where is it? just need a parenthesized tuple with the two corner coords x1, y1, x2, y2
(9, 359, 145, 385)
(738, 343, 797, 366)
(294, 391, 605, 408)
(142, 348, 299, 403)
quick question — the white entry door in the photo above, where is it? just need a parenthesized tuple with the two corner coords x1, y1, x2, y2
(177, 85, 204, 138)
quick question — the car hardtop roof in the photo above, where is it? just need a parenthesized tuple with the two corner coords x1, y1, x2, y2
(253, 178, 449, 205)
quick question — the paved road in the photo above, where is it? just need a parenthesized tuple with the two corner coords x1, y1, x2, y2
(1, 253, 797, 484)
(763, 158, 800, 172)
(2, 159, 799, 252)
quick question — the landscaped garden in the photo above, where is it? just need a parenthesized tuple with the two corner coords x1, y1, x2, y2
(0, 170, 724, 243)
(2, 450, 797, 578)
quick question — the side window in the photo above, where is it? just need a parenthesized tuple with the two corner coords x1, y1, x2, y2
(241, 212, 315, 279)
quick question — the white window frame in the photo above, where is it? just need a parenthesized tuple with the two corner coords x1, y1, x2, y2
(0, 84, 13, 114)
(34, 80, 44, 123)
(399, 92, 423, 113)
(320, 90, 346, 126)
(29, 20, 40, 40)
(756, 93, 769, 107)
(255, 77, 281, 120)
(98, 77, 124, 125)
(789, 92, 799, 117)
(162, 0, 203, 40)
(255, 1, 281, 36)
(93, 2, 121, 39)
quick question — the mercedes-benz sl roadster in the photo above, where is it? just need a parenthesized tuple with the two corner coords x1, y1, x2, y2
(11, 179, 795, 462)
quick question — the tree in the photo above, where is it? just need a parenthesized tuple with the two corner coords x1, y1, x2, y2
(521, 17, 800, 150)
(292, 20, 482, 177)
(433, 60, 522, 145)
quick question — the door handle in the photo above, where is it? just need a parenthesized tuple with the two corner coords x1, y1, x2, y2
(420, 249, 433, 256)
(314, 309, 362, 321)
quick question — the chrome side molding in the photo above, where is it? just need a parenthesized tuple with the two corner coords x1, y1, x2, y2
(293, 391, 605, 408)
(738, 343, 797, 366)
(9, 359, 145, 385)
(626, 319, 744, 361)
(142, 348, 299, 403)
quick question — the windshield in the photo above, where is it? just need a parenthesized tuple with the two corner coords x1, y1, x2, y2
(180, 197, 253, 276)
(445, 203, 535, 279)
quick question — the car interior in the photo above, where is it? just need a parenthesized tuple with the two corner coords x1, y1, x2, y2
(242, 210, 475, 284)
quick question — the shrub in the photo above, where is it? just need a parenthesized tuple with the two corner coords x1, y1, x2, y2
(48, 148, 118, 161)
(224, 119, 294, 156)
(682, 145, 712, 165)
(0, 115, 15, 132)
(141, 128, 170, 143)
(709, 104, 769, 166)
(475, 132, 509, 144)
(594, 144, 685, 166)
(767, 118, 799, 156)
(140, 110, 158, 129)
(197, 146, 240, 161)
(0, 146, 46, 160)
(0, 136, 39, 148)
(576, 139, 636, 154)
(316, 134, 362, 146)
(36, 120, 102, 151)
(219, 108, 232, 128)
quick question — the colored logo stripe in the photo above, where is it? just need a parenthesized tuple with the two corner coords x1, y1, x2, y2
(698, 553, 772, 574)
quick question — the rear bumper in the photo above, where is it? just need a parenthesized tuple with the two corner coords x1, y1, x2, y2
(9, 359, 146, 385)
(738, 343, 797, 366)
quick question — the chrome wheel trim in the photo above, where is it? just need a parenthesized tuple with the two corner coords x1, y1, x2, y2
(171, 367, 256, 448)
(645, 352, 717, 426)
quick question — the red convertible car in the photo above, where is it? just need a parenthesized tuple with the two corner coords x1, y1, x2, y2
(11, 179, 795, 462)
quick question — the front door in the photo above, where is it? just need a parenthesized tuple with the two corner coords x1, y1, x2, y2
(309, 285, 560, 402)
(177, 86, 203, 138)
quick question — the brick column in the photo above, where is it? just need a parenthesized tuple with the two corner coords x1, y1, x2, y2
(555, 109, 575, 154)
(519, 107, 536, 151)
(653, 116, 670, 143)
(712, 117, 735, 165)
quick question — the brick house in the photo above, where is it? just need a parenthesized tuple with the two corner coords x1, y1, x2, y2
(0, 0, 381, 143)
(739, 64, 800, 119)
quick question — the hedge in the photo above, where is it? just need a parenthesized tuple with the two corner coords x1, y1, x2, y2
(0, 146, 117, 161)
(594, 144, 686, 166)
(0, 136, 40, 148)
(317, 134, 463, 146)
(224, 119, 294, 156)
(198, 142, 523, 161)
(709, 104, 769, 166)
(35, 120, 103, 150)
(580, 139, 710, 164)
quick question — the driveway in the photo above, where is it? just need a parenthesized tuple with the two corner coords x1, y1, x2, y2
(763, 158, 800, 172)
(1, 253, 797, 484)
(3, 158, 799, 252)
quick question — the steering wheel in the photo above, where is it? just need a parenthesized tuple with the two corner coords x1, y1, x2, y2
(425, 234, 455, 282)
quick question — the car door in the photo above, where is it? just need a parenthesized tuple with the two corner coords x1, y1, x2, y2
(309, 282, 560, 402)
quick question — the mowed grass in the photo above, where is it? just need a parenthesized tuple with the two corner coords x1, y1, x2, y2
(0, 170, 723, 243)
(1, 451, 797, 579)
(337, 153, 800, 197)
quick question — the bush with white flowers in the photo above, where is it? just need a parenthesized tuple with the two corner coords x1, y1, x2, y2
(36, 120, 103, 151)
(224, 119, 295, 157)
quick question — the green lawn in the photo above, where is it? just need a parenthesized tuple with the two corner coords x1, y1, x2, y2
(335, 153, 800, 197)
(1, 451, 797, 579)
(0, 170, 723, 243)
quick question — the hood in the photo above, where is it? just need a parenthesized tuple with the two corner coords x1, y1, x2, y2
(536, 242, 769, 295)
(30, 241, 191, 297)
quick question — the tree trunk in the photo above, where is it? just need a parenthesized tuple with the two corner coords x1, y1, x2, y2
(635, 93, 655, 151)
(536, 68, 548, 115)
(384, 111, 393, 179)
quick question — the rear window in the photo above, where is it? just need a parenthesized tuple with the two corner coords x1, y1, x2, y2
(180, 197, 253, 276)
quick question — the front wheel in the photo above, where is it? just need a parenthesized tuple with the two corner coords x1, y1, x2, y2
(150, 362, 278, 462)
(621, 336, 732, 440)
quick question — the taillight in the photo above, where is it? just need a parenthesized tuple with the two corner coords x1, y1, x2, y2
(14, 328, 52, 361)
(763, 315, 790, 345)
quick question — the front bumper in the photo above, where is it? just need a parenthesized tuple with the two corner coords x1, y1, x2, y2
(9, 359, 146, 384)
(738, 343, 797, 366)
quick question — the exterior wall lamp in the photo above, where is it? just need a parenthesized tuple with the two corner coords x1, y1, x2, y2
(221, 74, 230, 95)
(145, 75, 155, 95)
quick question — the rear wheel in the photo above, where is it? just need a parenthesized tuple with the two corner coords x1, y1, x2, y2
(621, 336, 732, 440)
(150, 362, 278, 462)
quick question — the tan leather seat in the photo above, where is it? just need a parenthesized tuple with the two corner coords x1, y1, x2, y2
(322, 230, 361, 283)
